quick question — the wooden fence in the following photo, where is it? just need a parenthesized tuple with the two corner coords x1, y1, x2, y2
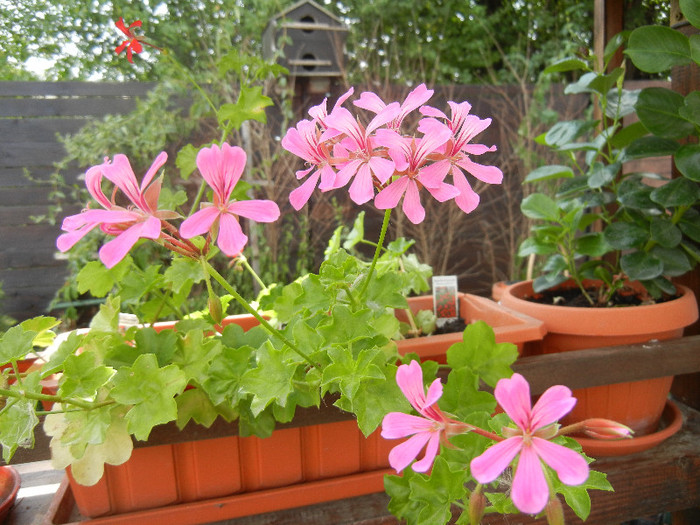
(0, 81, 154, 321)
(0, 80, 671, 323)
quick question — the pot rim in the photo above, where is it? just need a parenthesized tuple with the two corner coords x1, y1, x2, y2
(500, 279, 699, 336)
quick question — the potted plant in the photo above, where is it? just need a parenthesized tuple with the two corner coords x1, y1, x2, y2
(501, 1, 700, 442)
(0, 16, 627, 525)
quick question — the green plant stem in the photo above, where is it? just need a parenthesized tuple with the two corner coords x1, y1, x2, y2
(0, 388, 112, 411)
(189, 179, 208, 218)
(359, 208, 391, 298)
(163, 51, 218, 115)
(238, 255, 266, 290)
(205, 261, 318, 368)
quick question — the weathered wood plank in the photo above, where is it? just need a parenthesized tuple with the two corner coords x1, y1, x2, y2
(0, 97, 142, 118)
(513, 336, 700, 395)
(0, 185, 55, 206)
(0, 205, 54, 226)
(0, 81, 155, 97)
(0, 119, 88, 142)
(0, 142, 67, 168)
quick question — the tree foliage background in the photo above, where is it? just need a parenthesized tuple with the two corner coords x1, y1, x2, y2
(0, 0, 669, 84)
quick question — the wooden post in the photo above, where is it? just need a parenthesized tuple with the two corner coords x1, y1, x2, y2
(593, 0, 624, 73)
(670, 0, 700, 409)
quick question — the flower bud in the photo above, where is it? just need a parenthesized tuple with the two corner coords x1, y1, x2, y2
(208, 294, 224, 325)
(545, 496, 564, 525)
(468, 485, 486, 525)
(582, 418, 633, 440)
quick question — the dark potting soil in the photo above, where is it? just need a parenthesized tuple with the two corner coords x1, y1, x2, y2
(434, 318, 467, 334)
(525, 285, 680, 308)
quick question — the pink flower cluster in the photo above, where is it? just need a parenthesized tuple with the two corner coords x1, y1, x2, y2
(382, 367, 590, 516)
(57, 144, 279, 268)
(282, 85, 502, 224)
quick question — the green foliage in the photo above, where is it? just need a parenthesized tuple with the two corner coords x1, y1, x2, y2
(520, 8, 700, 304)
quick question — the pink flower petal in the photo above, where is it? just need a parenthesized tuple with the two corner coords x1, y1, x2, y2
(331, 160, 361, 189)
(494, 373, 532, 431)
(387, 431, 432, 473)
(228, 200, 280, 222)
(418, 160, 451, 188)
(101, 154, 143, 208)
(368, 156, 395, 185)
(470, 436, 523, 484)
(216, 212, 247, 256)
(452, 167, 480, 213)
(353, 91, 386, 113)
(530, 385, 576, 430)
(395, 361, 426, 410)
(511, 445, 549, 515)
(425, 182, 460, 203)
(402, 180, 425, 224)
(141, 151, 168, 194)
(180, 206, 221, 239)
(348, 163, 375, 204)
(289, 171, 321, 210)
(381, 412, 436, 439)
(457, 156, 503, 184)
(197, 144, 246, 202)
(419, 105, 447, 119)
(85, 166, 112, 209)
(411, 430, 441, 472)
(317, 163, 338, 191)
(531, 437, 589, 486)
(99, 220, 157, 269)
(375, 176, 408, 211)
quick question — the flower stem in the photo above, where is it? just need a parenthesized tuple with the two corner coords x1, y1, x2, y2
(0, 388, 113, 411)
(238, 255, 266, 290)
(359, 208, 391, 298)
(204, 261, 318, 368)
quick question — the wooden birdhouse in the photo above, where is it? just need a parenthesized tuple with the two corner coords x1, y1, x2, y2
(263, 0, 348, 78)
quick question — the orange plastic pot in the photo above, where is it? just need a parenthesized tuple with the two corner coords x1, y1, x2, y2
(395, 293, 546, 363)
(67, 421, 393, 520)
(500, 280, 699, 435)
(67, 314, 394, 520)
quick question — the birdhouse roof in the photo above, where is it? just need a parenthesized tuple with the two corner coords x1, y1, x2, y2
(269, 0, 344, 26)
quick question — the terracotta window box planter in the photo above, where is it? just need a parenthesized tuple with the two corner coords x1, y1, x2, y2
(56, 294, 545, 521)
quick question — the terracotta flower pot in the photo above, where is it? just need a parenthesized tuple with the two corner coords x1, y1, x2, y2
(395, 293, 546, 363)
(67, 420, 393, 520)
(66, 314, 394, 520)
(0, 465, 21, 523)
(500, 280, 699, 435)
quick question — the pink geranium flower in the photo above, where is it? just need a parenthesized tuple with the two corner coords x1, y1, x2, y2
(470, 373, 589, 515)
(374, 118, 459, 224)
(420, 101, 503, 213)
(281, 119, 337, 210)
(322, 102, 400, 205)
(57, 152, 170, 268)
(180, 143, 280, 256)
(381, 361, 467, 473)
(354, 84, 434, 129)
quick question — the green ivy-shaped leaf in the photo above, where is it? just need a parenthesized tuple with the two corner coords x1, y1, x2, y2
(0, 324, 37, 365)
(110, 353, 187, 441)
(323, 346, 385, 403)
(218, 85, 273, 130)
(76, 257, 131, 297)
(239, 341, 298, 416)
(446, 322, 517, 387)
(59, 352, 114, 400)
(202, 344, 255, 406)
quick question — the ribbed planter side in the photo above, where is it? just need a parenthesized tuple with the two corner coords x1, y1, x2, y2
(68, 420, 393, 518)
(501, 280, 698, 435)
